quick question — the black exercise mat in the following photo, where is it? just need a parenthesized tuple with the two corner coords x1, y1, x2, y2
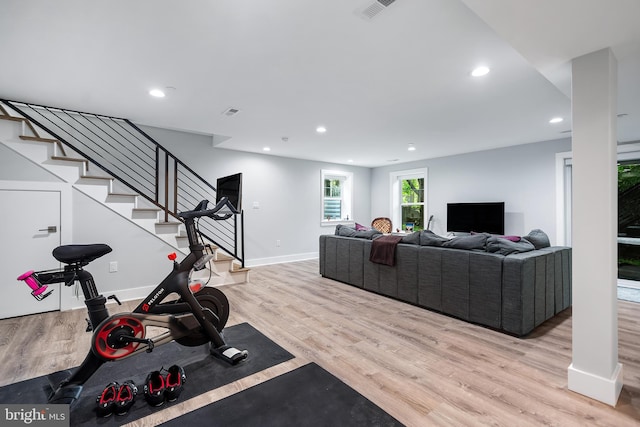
(160, 362, 404, 427)
(0, 322, 294, 426)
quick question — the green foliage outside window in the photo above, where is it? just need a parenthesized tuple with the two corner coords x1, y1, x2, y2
(402, 178, 424, 203)
(401, 178, 424, 231)
(619, 164, 640, 193)
(324, 179, 341, 198)
(618, 162, 640, 279)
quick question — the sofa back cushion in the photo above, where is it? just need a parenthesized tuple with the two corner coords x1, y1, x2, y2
(522, 229, 551, 249)
(442, 233, 488, 251)
(486, 236, 535, 255)
(335, 224, 382, 239)
(419, 230, 450, 246)
(401, 231, 421, 245)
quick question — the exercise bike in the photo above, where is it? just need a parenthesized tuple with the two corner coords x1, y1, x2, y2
(17, 197, 248, 404)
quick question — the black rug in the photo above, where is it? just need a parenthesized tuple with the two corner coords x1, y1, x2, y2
(0, 322, 294, 426)
(160, 362, 404, 427)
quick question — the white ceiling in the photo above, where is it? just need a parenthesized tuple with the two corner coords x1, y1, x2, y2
(1, 0, 639, 167)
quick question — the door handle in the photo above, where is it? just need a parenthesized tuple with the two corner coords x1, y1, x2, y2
(38, 226, 57, 233)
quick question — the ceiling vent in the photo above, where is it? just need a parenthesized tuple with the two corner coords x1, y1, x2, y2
(358, 0, 397, 20)
(222, 107, 240, 117)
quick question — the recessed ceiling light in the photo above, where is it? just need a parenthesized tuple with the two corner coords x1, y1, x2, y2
(408, 144, 416, 151)
(316, 126, 327, 134)
(471, 66, 490, 77)
(347, 159, 354, 163)
(549, 117, 564, 124)
(263, 147, 271, 152)
(149, 89, 166, 98)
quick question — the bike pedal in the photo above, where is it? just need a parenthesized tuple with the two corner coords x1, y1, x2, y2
(211, 345, 249, 365)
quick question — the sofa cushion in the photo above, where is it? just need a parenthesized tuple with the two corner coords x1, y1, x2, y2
(486, 236, 535, 255)
(522, 229, 550, 249)
(355, 222, 370, 231)
(442, 233, 488, 251)
(401, 231, 421, 245)
(419, 230, 449, 247)
(335, 224, 382, 239)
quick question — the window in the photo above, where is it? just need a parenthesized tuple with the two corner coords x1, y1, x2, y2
(401, 177, 425, 231)
(557, 143, 640, 285)
(390, 169, 427, 232)
(321, 170, 353, 224)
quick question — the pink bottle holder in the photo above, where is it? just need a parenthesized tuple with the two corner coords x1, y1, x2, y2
(17, 270, 50, 299)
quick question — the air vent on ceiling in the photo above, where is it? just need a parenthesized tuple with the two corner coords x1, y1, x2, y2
(222, 107, 240, 117)
(358, 0, 397, 20)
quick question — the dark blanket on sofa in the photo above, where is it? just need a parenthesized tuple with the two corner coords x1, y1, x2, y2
(369, 235, 404, 266)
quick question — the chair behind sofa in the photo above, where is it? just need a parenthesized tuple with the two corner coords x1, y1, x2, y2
(372, 217, 392, 233)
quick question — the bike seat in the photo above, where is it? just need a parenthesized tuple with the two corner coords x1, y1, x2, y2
(52, 244, 113, 265)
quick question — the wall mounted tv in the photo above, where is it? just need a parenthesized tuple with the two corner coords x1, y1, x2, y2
(216, 173, 242, 212)
(446, 202, 505, 235)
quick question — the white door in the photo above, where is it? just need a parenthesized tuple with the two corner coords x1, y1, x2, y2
(0, 189, 61, 318)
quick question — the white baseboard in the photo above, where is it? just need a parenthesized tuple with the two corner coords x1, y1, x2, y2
(246, 252, 318, 267)
(568, 362, 623, 406)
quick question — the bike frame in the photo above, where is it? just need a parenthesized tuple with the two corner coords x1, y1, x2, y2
(51, 199, 237, 390)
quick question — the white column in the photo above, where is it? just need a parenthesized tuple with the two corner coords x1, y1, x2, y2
(567, 48, 622, 406)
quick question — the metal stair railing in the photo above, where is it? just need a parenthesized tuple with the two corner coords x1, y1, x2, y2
(0, 99, 244, 267)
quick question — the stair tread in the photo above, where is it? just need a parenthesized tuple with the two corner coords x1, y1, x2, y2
(132, 207, 160, 211)
(81, 175, 113, 180)
(20, 135, 58, 143)
(0, 115, 25, 123)
(51, 156, 87, 163)
(156, 221, 181, 225)
(109, 192, 138, 197)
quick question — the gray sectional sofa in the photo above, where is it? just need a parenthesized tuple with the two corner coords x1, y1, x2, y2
(319, 231, 571, 336)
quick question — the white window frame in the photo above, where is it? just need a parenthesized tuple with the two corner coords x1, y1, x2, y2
(390, 168, 428, 231)
(556, 142, 640, 246)
(556, 142, 640, 288)
(321, 169, 354, 226)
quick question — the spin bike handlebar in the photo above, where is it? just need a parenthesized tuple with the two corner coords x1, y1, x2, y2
(178, 197, 239, 221)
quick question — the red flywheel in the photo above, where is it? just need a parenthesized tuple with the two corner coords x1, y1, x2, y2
(92, 314, 145, 360)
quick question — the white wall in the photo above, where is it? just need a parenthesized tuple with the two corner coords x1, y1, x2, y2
(69, 189, 180, 307)
(0, 143, 61, 182)
(139, 125, 372, 265)
(371, 138, 572, 243)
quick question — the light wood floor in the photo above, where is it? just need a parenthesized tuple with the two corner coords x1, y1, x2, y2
(2, 259, 640, 426)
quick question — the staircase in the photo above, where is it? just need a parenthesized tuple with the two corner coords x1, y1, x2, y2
(0, 100, 249, 287)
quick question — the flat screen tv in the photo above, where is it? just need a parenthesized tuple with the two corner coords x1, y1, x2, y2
(446, 202, 504, 235)
(216, 173, 242, 212)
